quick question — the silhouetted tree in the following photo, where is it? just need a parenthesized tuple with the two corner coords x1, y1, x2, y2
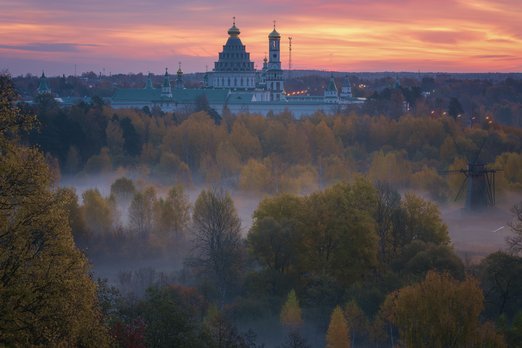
(189, 188, 243, 306)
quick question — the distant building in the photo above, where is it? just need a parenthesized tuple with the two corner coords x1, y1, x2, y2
(37, 71, 51, 95)
(34, 71, 92, 106)
(111, 20, 365, 117)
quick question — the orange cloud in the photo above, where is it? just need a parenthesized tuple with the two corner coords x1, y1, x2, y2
(1, 0, 521, 75)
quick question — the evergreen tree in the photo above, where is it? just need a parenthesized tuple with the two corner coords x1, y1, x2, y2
(280, 289, 303, 329)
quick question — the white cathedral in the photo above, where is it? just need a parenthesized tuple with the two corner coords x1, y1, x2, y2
(111, 20, 364, 117)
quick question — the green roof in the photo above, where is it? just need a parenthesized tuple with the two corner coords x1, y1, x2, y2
(112, 87, 229, 105)
(38, 71, 51, 94)
(171, 89, 229, 104)
(326, 76, 338, 92)
(112, 88, 161, 101)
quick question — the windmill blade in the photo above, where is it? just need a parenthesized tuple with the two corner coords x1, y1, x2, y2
(454, 177, 468, 201)
(472, 137, 488, 165)
(440, 169, 464, 175)
(451, 135, 462, 157)
(485, 171, 496, 206)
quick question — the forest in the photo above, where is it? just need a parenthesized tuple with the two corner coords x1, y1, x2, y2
(2, 71, 522, 347)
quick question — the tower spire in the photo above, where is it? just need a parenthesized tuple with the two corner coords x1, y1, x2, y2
(161, 67, 172, 97)
(228, 16, 240, 36)
(37, 70, 51, 95)
(176, 62, 184, 89)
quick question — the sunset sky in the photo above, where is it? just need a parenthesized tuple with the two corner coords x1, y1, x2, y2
(1, 0, 521, 76)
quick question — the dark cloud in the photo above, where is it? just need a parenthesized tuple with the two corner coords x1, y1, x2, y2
(0, 43, 98, 52)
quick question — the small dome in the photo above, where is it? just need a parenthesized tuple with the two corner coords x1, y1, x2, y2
(228, 20, 240, 37)
(269, 28, 280, 39)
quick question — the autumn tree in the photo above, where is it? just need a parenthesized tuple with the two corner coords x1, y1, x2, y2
(326, 306, 350, 348)
(129, 187, 156, 239)
(84, 147, 112, 174)
(239, 158, 273, 193)
(301, 181, 378, 286)
(400, 193, 450, 246)
(189, 188, 243, 306)
(368, 150, 411, 188)
(381, 271, 505, 348)
(82, 188, 115, 236)
(0, 73, 110, 346)
(344, 300, 368, 347)
(110, 176, 136, 203)
(153, 184, 191, 240)
(280, 289, 303, 329)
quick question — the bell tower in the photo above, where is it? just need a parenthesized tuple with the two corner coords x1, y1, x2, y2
(266, 21, 285, 101)
(268, 21, 281, 70)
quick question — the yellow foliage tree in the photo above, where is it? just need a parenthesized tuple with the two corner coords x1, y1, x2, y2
(326, 306, 350, 348)
(368, 150, 411, 188)
(381, 271, 505, 348)
(0, 74, 110, 346)
(239, 158, 273, 193)
(280, 289, 303, 329)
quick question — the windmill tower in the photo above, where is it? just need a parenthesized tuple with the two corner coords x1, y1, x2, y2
(444, 139, 498, 210)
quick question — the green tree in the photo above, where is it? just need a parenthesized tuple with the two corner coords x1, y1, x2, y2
(374, 181, 402, 264)
(0, 73, 110, 346)
(326, 306, 350, 348)
(301, 182, 378, 286)
(479, 251, 522, 320)
(248, 194, 304, 274)
(508, 201, 522, 254)
(400, 193, 450, 246)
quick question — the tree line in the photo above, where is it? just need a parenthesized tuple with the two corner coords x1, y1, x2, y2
(24, 93, 522, 203)
(50, 170, 522, 346)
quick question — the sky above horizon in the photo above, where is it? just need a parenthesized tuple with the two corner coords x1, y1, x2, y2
(1, 0, 522, 76)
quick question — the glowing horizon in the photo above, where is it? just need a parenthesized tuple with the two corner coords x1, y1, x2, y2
(1, 0, 521, 76)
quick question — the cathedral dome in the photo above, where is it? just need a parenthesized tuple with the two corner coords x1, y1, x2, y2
(213, 19, 254, 73)
(268, 29, 280, 39)
(228, 18, 240, 37)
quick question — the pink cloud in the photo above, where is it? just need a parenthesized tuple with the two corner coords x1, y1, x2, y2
(1, 0, 521, 75)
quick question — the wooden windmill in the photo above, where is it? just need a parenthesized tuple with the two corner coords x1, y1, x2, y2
(444, 138, 498, 210)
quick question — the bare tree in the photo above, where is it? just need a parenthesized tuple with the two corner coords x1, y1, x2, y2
(189, 188, 242, 306)
(375, 181, 401, 263)
(507, 202, 522, 255)
(129, 187, 156, 239)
